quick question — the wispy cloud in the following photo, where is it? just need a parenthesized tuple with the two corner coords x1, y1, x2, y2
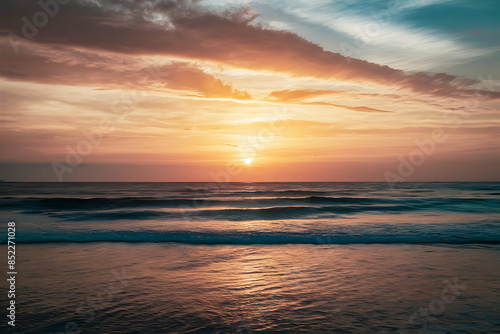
(267, 89, 393, 112)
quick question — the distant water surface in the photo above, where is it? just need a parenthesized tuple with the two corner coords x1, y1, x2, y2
(1, 182, 499, 245)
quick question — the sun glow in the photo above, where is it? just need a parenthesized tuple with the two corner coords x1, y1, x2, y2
(244, 158, 253, 165)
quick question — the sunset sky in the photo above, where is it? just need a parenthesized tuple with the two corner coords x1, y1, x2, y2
(1, 0, 499, 182)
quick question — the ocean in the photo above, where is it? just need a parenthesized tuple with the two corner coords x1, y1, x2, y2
(1, 182, 499, 333)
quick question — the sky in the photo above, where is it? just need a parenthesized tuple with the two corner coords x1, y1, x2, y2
(0, 0, 499, 182)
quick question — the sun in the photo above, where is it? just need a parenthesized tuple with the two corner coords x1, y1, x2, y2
(244, 158, 253, 165)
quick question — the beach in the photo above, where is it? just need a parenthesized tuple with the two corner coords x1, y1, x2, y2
(14, 243, 500, 333)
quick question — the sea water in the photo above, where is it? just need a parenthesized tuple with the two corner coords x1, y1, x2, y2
(1, 182, 499, 333)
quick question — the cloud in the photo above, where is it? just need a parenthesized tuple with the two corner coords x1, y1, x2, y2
(267, 89, 393, 113)
(279, 0, 493, 71)
(268, 89, 339, 101)
(268, 88, 403, 100)
(1, 0, 497, 99)
(222, 143, 239, 147)
(309, 102, 392, 113)
(0, 41, 251, 100)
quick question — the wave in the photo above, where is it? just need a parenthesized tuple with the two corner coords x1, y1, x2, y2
(1, 195, 384, 209)
(2, 196, 499, 215)
(0, 195, 389, 210)
(2, 230, 499, 245)
(17, 203, 500, 222)
(17, 205, 438, 221)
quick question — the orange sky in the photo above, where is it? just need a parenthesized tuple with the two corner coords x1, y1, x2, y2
(0, 0, 499, 181)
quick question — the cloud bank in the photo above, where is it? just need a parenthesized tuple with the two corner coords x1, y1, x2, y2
(1, 0, 497, 100)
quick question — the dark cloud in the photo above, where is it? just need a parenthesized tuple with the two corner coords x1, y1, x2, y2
(1, 0, 498, 99)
